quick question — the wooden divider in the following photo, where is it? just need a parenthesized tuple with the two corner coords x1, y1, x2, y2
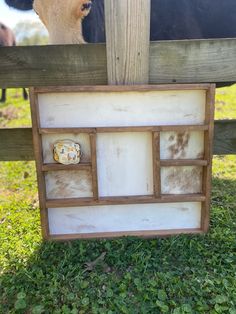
(152, 132, 161, 198)
(90, 133, 99, 200)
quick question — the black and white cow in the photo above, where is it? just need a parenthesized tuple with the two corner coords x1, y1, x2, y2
(5, 0, 236, 43)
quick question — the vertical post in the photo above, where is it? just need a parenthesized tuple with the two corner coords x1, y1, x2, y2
(104, 0, 151, 84)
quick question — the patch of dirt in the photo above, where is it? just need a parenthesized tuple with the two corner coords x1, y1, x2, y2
(0, 106, 20, 126)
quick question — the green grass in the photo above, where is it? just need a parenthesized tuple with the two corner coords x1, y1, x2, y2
(215, 85, 236, 120)
(0, 89, 32, 128)
(0, 88, 236, 313)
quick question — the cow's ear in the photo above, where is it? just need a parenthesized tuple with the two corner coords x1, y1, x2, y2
(74, 1, 92, 19)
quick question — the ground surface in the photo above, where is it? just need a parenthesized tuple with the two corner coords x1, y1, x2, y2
(0, 87, 235, 313)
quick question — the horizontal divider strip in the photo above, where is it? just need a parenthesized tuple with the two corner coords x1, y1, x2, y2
(39, 124, 209, 134)
(97, 126, 156, 132)
(161, 194, 205, 202)
(160, 159, 208, 166)
(159, 125, 208, 131)
(49, 228, 203, 240)
(46, 194, 206, 208)
(39, 128, 96, 134)
(34, 84, 212, 93)
(42, 163, 92, 172)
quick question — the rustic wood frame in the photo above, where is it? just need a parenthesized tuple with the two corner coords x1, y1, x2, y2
(30, 83, 215, 240)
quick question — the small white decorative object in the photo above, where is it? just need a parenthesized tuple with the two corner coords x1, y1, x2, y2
(53, 140, 81, 165)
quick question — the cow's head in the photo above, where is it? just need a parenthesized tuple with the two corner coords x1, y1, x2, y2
(33, 0, 92, 44)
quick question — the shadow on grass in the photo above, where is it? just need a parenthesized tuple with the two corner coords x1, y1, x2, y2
(0, 176, 236, 313)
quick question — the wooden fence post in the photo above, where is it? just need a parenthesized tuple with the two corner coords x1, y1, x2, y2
(104, 0, 151, 84)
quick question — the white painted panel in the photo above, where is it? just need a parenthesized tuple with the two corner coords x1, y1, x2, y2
(42, 133, 91, 163)
(38, 90, 206, 128)
(161, 166, 203, 194)
(160, 131, 204, 159)
(48, 202, 201, 235)
(96, 132, 153, 197)
(45, 170, 93, 199)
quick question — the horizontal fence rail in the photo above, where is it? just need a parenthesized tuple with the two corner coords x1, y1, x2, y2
(1, 39, 236, 87)
(0, 120, 235, 161)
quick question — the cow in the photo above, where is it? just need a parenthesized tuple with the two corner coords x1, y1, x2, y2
(0, 22, 28, 102)
(4, 0, 236, 44)
(32, 0, 93, 44)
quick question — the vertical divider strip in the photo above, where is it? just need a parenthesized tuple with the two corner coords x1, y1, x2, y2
(90, 132, 99, 200)
(29, 88, 49, 239)
(152, 131, 161, 198)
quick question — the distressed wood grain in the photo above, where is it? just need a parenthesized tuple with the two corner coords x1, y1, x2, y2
(49, 228, 203, 240)
(1, 39, 236, 87)
(45, 170, 93, 199)
(161, 166, 203, 194)
(29, 88, 49, 239)
(96, 132, 153, 197)
(149, 39, 236, 84)
(48, 203, 202, 235)
(37, 89, 206, 128)
(104, 0, 150, 84)
(0, 44, 107, 88)
(213, 120, 236, 155)
(45, 194, 206, 208)
(0, 127, 34, 161)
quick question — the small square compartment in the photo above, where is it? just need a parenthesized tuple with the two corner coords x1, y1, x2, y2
(45, 170, 93, 199)
(42, 133, 91, 164)
(160, 131, 204, 159)
(161, 166, 203, 194)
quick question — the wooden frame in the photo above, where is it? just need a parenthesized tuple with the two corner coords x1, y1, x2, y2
(30, 84, 215, 240)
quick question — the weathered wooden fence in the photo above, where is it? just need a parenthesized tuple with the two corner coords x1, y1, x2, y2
(0, 4, 236, 161)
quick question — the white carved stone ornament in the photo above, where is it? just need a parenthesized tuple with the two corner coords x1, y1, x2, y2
(53, 140, 81, 165)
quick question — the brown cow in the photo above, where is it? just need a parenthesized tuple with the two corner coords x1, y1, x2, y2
(0, 22, 28, 102)
(33, 0, 92, 44)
